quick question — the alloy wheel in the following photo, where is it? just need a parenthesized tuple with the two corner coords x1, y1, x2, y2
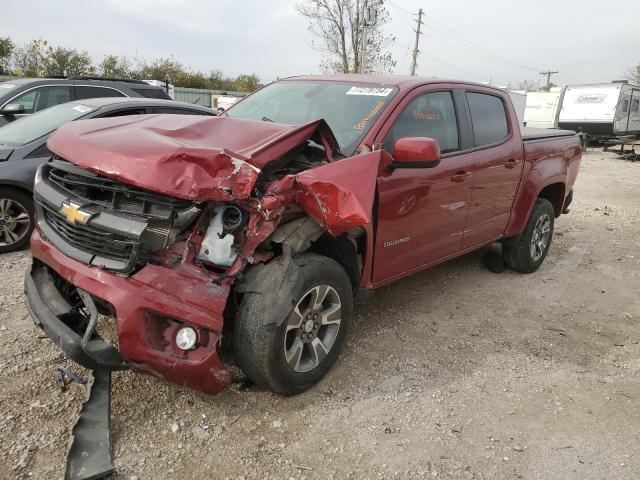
(283, 285, 342, 373)
(0, 198, 31, 247)
(530, 213, 551, 261)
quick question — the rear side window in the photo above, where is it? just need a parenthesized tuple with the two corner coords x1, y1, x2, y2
(151, 107, 212, 115)
(466, 92, 509, 147)
(383, 91, 459, 154)
(101, 108, 147, 118)
(632, 98, 639, 112)
(76, 86, 125, 100)
(622, 99, 629, 112)
(132, 88, 172, 100)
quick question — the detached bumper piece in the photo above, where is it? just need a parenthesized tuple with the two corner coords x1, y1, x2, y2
(25, 262, 127, 371)
(65, 369, 114, 480)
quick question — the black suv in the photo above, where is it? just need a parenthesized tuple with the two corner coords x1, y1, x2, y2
(0, 77, 172, 127)
(0, 97, 214, 253)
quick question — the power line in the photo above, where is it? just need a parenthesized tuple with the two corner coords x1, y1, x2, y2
(420, 52, 482, 79)
(423, 33, 540, 72)
(424, 16, 541, 72)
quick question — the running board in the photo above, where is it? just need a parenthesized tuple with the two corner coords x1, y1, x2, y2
(65, 369, 114, 480)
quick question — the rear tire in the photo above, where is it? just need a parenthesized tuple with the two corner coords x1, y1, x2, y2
(0, 188, 34, 254)
(503, 198, 554, 273)
(233, 254, 353, 396)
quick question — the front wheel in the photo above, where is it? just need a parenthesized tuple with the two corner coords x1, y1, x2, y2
(503, 198, 555, 273)
(233, 254, 353, 396)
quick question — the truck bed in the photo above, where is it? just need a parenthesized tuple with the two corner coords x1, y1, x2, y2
(521, 127, 577, 141)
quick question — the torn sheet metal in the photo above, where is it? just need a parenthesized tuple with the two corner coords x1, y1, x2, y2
(47, 116, 338, 201)
(65, 369, 113, 480)
(292, 150, 383, 235)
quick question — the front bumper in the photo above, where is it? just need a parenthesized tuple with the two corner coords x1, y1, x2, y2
(26, 230, 231, 395)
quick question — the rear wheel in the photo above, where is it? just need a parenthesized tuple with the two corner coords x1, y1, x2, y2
(0, 188, 34, 254)
(233, 254, 353, 396)
(503, 198, 554, 273)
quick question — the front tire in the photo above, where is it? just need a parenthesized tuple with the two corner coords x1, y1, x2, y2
(0, 188, 34, 254)
(233, 254, 353, 396)
(503, 198, 555, 273)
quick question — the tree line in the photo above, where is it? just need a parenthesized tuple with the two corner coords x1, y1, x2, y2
(0, 37, 262, 92)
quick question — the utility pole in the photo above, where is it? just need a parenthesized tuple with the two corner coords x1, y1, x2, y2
(410, 8, 424, 76)
(540, 70, 558, 90)
(359, 0, 368, 74)
(359, 0, 381, 74)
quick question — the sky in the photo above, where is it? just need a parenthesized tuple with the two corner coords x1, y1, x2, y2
(2, 0, 638, 87)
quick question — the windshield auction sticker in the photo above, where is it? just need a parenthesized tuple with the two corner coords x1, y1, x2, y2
(346, 86, 394, 97)
(72, 105, 93, 113)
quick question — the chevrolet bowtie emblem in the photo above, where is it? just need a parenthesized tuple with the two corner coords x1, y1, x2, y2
(59, 201, 92, 225)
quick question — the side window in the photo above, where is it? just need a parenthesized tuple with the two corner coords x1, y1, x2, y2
(632, 98, 639, 112)
(76, 86, 125, 100)
(11, 89, 38, 113)
(100, 108, 147, 118)
(622, 99, 629, 112)
(10, 86, 73, 114)
(466, 92, 509, 147)
(34, 86, 73, 112)
(383, 91, 459, 154)
(151, 107, 212, 115)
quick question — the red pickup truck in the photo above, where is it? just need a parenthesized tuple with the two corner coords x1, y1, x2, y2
(25, 75, 581, 396)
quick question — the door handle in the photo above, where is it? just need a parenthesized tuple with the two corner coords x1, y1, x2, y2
(451, 171, 470, 182)
(505, 159, 521, 169)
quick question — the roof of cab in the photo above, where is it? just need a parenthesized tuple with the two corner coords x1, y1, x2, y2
(283, 74, 506, 94)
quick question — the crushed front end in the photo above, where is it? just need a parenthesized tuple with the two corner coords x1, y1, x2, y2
(26, 159, 233, 393)
(25, 115, 382, 395)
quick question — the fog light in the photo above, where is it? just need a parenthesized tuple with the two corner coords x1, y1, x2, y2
(176, 327, 197, 350)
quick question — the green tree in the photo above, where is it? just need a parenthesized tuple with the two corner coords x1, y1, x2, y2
(45, 47, 94, 77)
(234, 74, 261, 92)
(135, 56, 185, 83)
(0, 37, 14, 75)
(12, 39, 48, 77)
(98, 54, 132, 78)
(208, 70, 236, 91)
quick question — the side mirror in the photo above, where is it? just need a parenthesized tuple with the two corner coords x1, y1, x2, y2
(1, 103, 26, 115)
(392, 137, 441, 168)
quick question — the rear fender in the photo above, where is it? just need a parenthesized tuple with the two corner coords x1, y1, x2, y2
(505, 160, 566, 238)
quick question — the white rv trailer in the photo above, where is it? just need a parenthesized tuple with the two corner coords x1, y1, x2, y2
(524, 88, 562, 129)
(557, 81, 640, 140)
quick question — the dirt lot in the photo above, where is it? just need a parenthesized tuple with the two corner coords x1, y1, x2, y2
(1, 149, 639, 480)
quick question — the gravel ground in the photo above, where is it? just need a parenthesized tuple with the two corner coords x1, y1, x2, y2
(1, 149, 639, 480)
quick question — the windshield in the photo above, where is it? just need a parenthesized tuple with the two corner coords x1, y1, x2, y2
(0, 103, 96, 147)
(226, 81, 398, 154)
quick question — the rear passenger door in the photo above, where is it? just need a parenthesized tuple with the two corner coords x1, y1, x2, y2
(461, 90, 524, 248)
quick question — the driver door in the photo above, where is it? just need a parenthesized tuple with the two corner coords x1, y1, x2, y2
(372, 88, 474, 284)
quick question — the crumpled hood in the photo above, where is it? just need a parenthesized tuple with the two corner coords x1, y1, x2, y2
(47, 115, 338, 201)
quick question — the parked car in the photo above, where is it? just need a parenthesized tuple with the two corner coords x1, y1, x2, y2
(0, 97, 215, 253)
(25, 75, 582, 398)
(0, 76, 173, 127)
